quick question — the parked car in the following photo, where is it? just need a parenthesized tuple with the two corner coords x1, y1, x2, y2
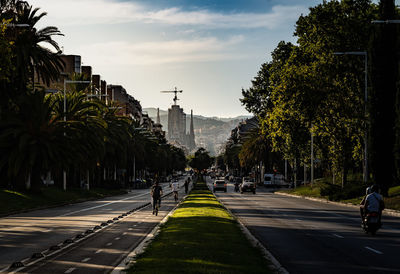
(240, 177, 256, 194)
(213, 179, 227, 192)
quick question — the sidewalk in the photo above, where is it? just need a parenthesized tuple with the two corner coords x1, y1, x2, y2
(276, 191, 400, 217)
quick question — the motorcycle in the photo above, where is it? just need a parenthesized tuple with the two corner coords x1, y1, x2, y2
(362, 211, 381, 235)
(234, 183, 240, 192)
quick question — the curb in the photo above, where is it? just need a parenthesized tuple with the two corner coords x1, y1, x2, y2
(110, 191, 189, 274)
(276, 192, 400, 218)
(212, 192, 289, 274)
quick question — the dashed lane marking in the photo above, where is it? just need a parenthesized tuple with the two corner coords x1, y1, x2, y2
(95, 249, 102, 254)
(65, 267, 76, 273)
(114, 237, 121, 240)
(81, 257, 91, 263)
(106, 242, 112, 246)
(333, 234, 344, 239)
(365, 246, 383, 255)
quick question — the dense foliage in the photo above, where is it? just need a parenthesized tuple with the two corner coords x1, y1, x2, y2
(188, 148, 213, 172)
(227, 0, 400, 196)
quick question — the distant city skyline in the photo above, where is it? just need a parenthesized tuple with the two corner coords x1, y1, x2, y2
(30, 0, 323, 117)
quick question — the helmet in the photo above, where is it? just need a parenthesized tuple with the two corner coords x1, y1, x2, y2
(371, 184, 379, 193)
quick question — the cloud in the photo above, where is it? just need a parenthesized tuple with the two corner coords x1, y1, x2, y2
(77, 35, 246, 66)
(30, 0, 307, 29)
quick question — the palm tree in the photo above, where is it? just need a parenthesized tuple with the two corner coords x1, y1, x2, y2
(0, 90, 65, 191)
(51, 90, 107, 187)
(2, 0, 64, 95)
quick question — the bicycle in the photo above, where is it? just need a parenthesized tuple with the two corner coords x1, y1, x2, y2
(153, 198, 161, 216)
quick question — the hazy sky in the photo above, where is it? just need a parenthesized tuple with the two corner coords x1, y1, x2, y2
(30, 0, 323, 118)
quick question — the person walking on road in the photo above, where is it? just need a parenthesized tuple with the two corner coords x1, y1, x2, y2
(151, 181, 163, 215)
(171, 180, 179, 201)
(184, 178, 190, 194)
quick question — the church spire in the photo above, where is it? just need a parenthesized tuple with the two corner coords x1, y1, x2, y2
(157, 107, 160, 124)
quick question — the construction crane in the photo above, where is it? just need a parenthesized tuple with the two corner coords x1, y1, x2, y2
(160, 87, 183, 105)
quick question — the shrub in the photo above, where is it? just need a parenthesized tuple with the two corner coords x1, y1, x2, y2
(321, 182, 366, 201)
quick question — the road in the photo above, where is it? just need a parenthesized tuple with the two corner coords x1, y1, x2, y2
(207, 177, 400, 274)
(0, 178, 190, 273)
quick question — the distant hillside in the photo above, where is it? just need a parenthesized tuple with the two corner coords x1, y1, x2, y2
(142, 107, 167, 117)
(143, 107, 252, 156)
(143, 107, 250, 124)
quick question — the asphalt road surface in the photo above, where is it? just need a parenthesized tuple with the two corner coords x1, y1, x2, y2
(0, 178, 190, 273)
(207, 177, 400, 274)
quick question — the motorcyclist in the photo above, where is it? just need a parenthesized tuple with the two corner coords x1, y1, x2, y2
(359, 185, 372, 223)
(234, 178, 240, 192)
(360, 184, 385, 226)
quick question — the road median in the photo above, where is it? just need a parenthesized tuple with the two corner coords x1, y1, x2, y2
(127, 180, 273, 274)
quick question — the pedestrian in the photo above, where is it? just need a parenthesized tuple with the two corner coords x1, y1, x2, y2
(184, 178, 189, 194)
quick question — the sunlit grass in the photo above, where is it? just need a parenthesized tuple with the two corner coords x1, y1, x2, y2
(280, 184, 323, 198)
(129, 181, 272, 274)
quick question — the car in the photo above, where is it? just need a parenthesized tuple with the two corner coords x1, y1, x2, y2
(213, 179, 227, 192)
(240, 177, 256, 194)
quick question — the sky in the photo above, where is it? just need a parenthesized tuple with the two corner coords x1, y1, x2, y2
(29, 0, 323, 118)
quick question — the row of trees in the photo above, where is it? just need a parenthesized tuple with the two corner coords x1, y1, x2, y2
(0, 0, 187, 192)
(224, 0, 400, 195)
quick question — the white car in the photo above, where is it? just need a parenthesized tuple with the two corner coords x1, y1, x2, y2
(240, 177, 256, 194)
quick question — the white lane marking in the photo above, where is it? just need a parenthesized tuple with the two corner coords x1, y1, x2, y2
(128, 228, 134, 231)
(81, 257, 91, 263)
(95, 249, 102, 254)
(122, 232, 127, 235)
(65, 267, 76, 273)
(115, 237, 121, 240)
(59, 193, 148, 217)
(106, 242, 112, 246)
(137, 222, 142, 224)
(333, 234, 344, 238)
(365, 246, 383, 254)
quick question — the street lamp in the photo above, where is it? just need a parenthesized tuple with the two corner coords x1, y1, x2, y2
(334, 51, 368, 184)
(63, 80, 91, 191)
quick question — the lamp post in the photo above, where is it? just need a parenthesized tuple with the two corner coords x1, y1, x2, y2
(334, 51, 368, 184)
(63, 80, 91, 191)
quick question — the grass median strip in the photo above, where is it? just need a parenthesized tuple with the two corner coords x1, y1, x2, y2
(128, 181, 273, 274)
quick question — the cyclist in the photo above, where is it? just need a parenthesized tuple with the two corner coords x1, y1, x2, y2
(171, 179, 179, 201)
(151, 181, 163, 215)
